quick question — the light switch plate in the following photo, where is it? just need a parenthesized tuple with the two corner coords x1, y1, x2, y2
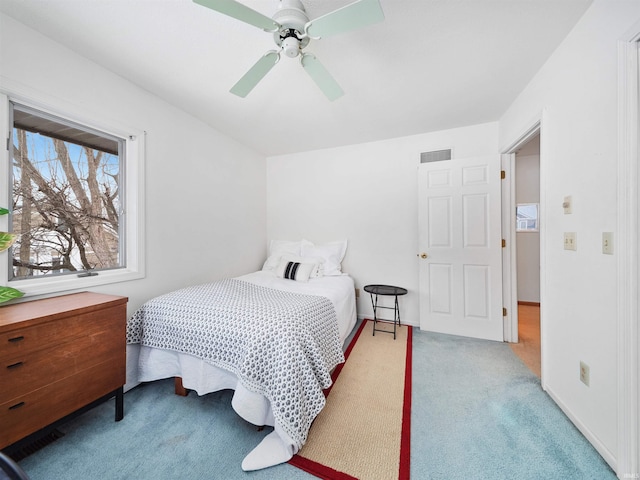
(564, 232, 577, 251)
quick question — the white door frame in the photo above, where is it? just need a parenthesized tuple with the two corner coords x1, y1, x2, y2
(616, 25, 639, 478)
(501, 152, 517, 344)
(500, 119, 543, 357)
(502, 116, 548, 393)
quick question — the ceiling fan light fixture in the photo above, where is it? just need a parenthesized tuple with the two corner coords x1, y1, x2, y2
(281, 36, 301, 58)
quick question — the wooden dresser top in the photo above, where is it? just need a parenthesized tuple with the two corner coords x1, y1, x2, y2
(0, 292, 128, 331)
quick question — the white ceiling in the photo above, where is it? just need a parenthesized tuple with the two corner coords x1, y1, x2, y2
(0, 0, 592, 156)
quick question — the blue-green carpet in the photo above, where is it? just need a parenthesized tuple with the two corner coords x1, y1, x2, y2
(411, 331, 616, 480)
(13, 325, 615, 479)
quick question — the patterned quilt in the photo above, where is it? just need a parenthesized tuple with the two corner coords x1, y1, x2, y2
(126, 279, 345, 449)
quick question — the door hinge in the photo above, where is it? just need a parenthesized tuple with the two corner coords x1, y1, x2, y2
(502, 239, 506, 248)
(500, 170, 506, 180)
(502, 307, 507, 316)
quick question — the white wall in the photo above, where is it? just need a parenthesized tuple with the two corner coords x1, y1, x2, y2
(0, 13, 267, 313)
(515, 137, 540, 303)
(499, 0, 640, 469)
(267, 122, 499, 326)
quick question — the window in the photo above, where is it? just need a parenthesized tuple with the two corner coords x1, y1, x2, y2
(516, 203, 539, 232)
(11, 102, 124, 278)
(1, 95, 145, 296)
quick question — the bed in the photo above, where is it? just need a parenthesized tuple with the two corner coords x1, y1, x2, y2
(125, 240, 356, 471)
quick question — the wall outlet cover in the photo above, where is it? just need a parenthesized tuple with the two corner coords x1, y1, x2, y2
(580, 361, 590, 386)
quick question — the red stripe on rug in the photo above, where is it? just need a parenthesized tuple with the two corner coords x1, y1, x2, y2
(289, 319, 412, 480)
(399, 324, 412, 479)
(289, 455, 359, 480)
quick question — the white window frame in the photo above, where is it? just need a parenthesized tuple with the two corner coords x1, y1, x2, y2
(0, 92, 145, 298)
(516, 202, 539, 232)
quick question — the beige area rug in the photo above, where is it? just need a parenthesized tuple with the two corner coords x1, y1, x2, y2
(289, 319, 412, 480)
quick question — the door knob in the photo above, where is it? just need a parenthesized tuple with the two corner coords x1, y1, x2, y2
(419, 253, 428, 259)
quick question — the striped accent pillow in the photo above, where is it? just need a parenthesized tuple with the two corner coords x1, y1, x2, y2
(275, 259, 315, 282)
(284, 261, 300, 280)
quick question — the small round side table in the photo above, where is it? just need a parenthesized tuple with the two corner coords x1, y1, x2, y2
(363, 284, 408, 340)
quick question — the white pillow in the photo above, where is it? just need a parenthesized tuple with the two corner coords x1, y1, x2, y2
(262, 239, 312, 271)
(279, 255, 323, 278)
(275, 258, 315, 282)
(300, 240, 348, 276)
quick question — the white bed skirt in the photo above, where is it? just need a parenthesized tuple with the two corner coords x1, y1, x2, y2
(126, 343, 293, 470)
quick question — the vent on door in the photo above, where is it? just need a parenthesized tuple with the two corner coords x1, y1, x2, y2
(420, 149, 452, 163)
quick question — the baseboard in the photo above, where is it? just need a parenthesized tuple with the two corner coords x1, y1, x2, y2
(517, 301, 540, 306)
(545, 386, 617, 474)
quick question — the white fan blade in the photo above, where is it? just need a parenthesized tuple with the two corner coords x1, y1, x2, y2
(305, 0, 384, 39)
(230, 51, 280, 97)
(194, 0, 279, 32)
(300, 53, 344, 101)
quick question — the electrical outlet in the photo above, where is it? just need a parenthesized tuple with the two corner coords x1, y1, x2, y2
(580, 361, 590, 386)
(602, 232, 614, 254)
(564, 232, 577, 251)
(563, 196, 572, 214)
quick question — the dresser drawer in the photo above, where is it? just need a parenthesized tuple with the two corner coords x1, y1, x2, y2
(0, 304, 125, 363)
(0, 316, 124, 404)
(0, 358, 125, 449)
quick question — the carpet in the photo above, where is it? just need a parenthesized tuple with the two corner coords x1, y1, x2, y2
(290, 319, 412, 480)
(411, 331, 616, 480)
(14, 320, 615, 480)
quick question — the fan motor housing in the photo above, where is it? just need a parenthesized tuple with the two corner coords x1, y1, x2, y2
(273, 0, 310, 54)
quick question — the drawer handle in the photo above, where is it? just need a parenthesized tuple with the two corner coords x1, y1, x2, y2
(8, 401, 25, 410)
(8, 336, 25, 343)
(7, 361, 24, 370)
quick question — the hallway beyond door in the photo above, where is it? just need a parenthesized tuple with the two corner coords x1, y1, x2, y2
(510, 303, 540, 377)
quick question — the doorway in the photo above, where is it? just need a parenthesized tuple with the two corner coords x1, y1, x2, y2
(509, 134, 541, 377)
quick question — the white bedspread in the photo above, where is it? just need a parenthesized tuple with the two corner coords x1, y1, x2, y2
(126, 271, 357, 471)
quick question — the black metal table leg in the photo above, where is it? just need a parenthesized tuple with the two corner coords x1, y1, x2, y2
(115, 386, 124, 421)
(364, 284, 408, 340)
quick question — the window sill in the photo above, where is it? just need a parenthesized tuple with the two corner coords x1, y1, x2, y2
(8, 269, 144, 298)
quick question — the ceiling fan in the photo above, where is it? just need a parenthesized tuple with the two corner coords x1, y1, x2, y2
(193, 0, 385, 101)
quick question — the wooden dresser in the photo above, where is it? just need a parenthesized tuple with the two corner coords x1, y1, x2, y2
(0, 292, 128, 450)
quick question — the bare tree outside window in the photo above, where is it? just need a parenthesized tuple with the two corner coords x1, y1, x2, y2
(10, 103, 124, 280)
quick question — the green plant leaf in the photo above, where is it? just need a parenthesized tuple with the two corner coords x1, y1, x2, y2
(0, 232, 17, 252)
(0, 286, 24, 304)
(0, 208, 9, 216)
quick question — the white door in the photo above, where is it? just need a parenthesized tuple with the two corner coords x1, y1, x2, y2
(418, 155, 504, 341)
